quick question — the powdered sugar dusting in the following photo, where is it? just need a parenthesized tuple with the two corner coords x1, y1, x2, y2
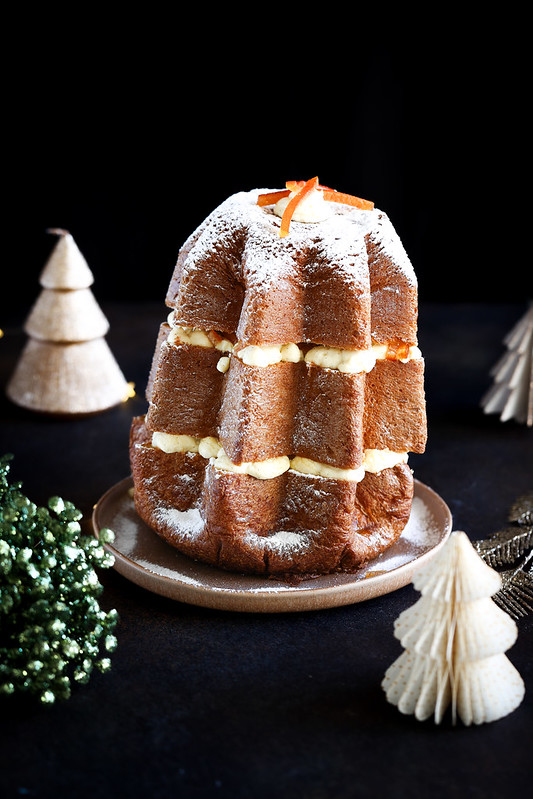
(367, 212, 417, 286)
(403, 495, 441, 546)
(176, 189, 417, 298)
(133, 493, 442, 588)
(104, 479, 450, 605)
(136, 561, 205, 586)
(155, 506, 204, 539)
(363, 495, 441, 574)
(261, 530, 310, 554)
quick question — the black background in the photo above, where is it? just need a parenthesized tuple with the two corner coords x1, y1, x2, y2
(1, 15, 532, 799)
(3, 15, 530, 321)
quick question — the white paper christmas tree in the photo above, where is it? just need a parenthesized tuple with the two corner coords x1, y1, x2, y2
(6, 229, 133, 415)
(481, 304, 533, 426)
(382, 531, 525, 725)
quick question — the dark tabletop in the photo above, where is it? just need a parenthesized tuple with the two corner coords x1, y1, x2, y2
(0, 301, 531, 799)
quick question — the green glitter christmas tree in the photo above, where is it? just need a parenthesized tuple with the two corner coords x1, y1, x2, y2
(0, 454, 118, 703)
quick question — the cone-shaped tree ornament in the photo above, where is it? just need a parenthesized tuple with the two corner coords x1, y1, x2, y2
(382, 531, 525, 725)
(481, 304, 533, 426)
(6, 229, 133, 415)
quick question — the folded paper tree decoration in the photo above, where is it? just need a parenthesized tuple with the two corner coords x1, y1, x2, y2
(382, 531, 525, 725)
(481, 304, 533, 426)
(6, 229, 133, 415)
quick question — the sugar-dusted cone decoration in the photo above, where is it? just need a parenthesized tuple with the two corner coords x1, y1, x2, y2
(382, 531, 525, 725)
(6, 229, 133, 415)
(481, 304, 533, 426)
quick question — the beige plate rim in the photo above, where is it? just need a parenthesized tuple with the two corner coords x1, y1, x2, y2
(92, 477, 453, 613)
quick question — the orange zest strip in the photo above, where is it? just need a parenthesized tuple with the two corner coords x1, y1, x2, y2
(285, 180, 304, 192)
(279, 176, 319, 238)
(322, 190, 374, 210)
(257, 189, 291, 207)
(285, 180, 334, 193)
(385, 340, 411, 360)
(257, 178, 374, 236)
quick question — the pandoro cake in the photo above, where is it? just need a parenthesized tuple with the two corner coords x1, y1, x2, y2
(130, 178, 427, 576)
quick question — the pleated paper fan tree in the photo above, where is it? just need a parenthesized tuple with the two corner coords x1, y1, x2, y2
(481, 304, 533, 426)
(382, 531, 525, 725)
(6, 229, 132, 415)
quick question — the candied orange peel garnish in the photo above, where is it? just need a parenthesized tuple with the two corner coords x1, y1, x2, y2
(256, 189, 292, 207)
(257, 178, 374, 237)
(279, 176, 319, 238)
(385, 340, 411, 361)
(321, 189, 374, 210)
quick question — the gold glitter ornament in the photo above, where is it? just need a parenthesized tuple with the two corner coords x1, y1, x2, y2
(509, 492, 533, 526)
(474, 492, 533, 619)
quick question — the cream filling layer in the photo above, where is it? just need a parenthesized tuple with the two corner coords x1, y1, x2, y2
(151, 431, 408, 482)
(167, 324, 234, 352)
(167, 319, 421, 375)
(274, 190, 331, 223)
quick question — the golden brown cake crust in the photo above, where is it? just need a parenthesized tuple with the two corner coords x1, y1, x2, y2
(146, 341, 225, 438)
(130, 188, 427, 577)
(143, 322, 426, 471)
(130, 415, 414, 576)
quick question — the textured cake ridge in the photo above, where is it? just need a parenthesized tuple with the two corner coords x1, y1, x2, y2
(167, 190, 419, 348)
(131, 188, 427, 576)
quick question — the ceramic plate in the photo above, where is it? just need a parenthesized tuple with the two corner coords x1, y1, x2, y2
(92, 477, 452, 613)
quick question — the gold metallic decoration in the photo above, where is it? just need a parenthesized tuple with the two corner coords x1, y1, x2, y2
(509, 491, 533, 525)
(475, 526, 533, 569)
(474, 492, 533, 619)
(492, 553, 533, 619)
